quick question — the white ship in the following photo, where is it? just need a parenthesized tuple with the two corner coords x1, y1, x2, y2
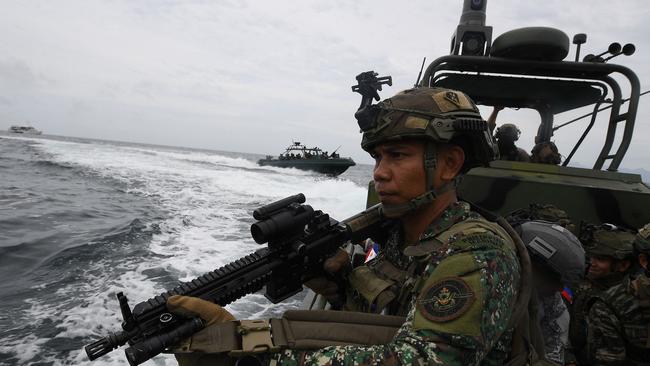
(8, 125, 42, 135)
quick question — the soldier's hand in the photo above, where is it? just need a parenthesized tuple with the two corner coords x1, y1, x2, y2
(304, 249, 350, 304)
(167, 295, 235, 326)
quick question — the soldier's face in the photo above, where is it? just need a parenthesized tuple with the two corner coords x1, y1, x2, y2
(371, 141, 427, 206)
(588, 255, 614, 278)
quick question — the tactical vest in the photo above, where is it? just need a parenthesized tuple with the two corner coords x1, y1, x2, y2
(343, 217, 514, 316)
(343, 215, 549, 366)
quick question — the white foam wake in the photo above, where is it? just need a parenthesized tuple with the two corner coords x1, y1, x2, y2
(12, 138, 367, 365)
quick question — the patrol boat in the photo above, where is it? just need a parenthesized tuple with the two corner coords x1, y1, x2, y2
(258, 141, 356, 176)
(360, 0, 650, 230)
(8, 125, 42, 135)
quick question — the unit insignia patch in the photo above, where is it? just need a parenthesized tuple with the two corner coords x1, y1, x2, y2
(417, 277, 475, 322)
(444, 91, 461, 106)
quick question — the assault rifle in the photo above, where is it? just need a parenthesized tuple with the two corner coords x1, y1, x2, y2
(84, 193, 386, 365)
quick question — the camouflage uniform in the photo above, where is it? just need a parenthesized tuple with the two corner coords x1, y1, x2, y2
(567, 273, 625, 364)
(567, 224, 637, 365)
(586, 276, 650, 365)
(273, 201, 521, 365)
(585, 224, 650, 365)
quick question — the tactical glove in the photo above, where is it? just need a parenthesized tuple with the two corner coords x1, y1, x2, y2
(166, 296, 238, 366)
(167, 295, 235, 325)
(304, 249, 350, 305)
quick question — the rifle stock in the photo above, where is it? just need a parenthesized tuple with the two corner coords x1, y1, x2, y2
(84, 193, 385, 365)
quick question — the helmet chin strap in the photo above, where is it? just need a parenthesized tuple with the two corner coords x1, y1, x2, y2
(380, 142, 458, 218)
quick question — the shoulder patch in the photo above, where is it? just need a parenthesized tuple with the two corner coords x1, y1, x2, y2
(417, 277, 476, 322)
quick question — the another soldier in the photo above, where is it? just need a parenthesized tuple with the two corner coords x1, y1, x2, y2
(586, 223, 650, 365)
(513, 220, 585, 365)
(531, 141, 562, 165)
(495, 123, 531, 162)
(567, 224, 637, 365)
(487, 105, 504, 133)
(166, 87, 534, 365)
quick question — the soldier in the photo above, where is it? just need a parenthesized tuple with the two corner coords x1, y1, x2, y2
(513, 220, 586, 366)
(494, 123, 531, 162)
(586, 223, 650, 365)
(530, 141, 561, 165)
(567, 224, 637, 365)
(165, 87, 535, 365)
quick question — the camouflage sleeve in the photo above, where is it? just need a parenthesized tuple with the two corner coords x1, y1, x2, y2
(273, 239, 520, 366)
(587, 300, 626, 365)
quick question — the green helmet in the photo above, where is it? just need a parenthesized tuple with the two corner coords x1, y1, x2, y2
(360, 87, 497, 169)
(357, 87, 497, 217)
(495, 123, 521, 142)
(635, 223, 650, 254)
(580, 223, 635, 260)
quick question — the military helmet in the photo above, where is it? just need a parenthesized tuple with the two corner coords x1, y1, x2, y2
(580, 223, 636, 260)
(359, 87, 497, 170)
(635, 223, 650, 254)
(495, 123, 521, 142)
(516, 220, 586, 286)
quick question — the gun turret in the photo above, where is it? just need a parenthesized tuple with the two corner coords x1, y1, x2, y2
(451, 0, 493, 56)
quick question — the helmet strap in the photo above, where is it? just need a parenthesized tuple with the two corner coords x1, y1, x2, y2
(424, 142, 437, 192)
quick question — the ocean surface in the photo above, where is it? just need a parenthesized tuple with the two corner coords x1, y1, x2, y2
(0, 133, 373, 366)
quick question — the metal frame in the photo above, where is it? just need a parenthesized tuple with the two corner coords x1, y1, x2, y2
(420, 55, 640, 171)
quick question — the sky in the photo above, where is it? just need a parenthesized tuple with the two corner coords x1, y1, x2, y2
(1, 0, 649, 169)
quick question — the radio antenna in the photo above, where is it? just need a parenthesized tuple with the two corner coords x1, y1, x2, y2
(414, 57, 427, 87)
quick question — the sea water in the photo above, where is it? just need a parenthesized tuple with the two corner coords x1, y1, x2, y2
(0, 134, 372, 365)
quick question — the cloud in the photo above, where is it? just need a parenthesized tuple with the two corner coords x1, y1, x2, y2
(0, 0, 648, 167)
(0, 59, 49, 92)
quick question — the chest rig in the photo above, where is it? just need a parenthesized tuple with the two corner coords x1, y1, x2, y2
(344, 217, 513, 316)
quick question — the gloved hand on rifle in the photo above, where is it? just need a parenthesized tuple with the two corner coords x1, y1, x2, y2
(167, 295, 236, 325)
(166, 295, 236, 365)
(304, 249, 351, 305)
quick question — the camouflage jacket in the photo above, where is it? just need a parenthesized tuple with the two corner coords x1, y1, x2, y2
(586, 275, 650, 365)
(273, 201, 521, 366)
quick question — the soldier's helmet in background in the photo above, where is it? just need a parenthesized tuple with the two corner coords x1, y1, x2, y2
(495, 123, 521, 142)
(516, 220, 586, 286)
(580, 223, 636, 260)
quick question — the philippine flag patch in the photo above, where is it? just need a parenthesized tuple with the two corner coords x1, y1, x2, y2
(561, 286, 574, 304)
(364, 243, 380, 263)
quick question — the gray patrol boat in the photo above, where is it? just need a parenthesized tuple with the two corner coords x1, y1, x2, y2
(258, 141, 356, 176)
